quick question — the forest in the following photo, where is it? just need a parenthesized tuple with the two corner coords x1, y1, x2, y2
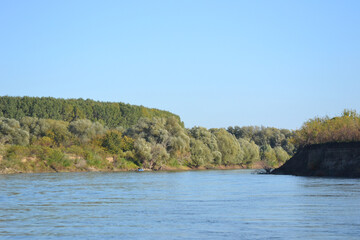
(0, 96, 296, 173)
(0, 96, 179, 128)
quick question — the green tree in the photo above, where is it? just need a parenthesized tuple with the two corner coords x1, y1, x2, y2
(189, 126, 220, 165)
(238, 138, 260, 166)
(133, 138, 169, 170)
(101, 130, 134, 154)
(260, 144, 277, 167)
(44, 119, 71, 146)
(211, 128, 242, 166)
(0, 118, 29, 145)
(69, 119, 106, 144)
(189, 138, 212, 167)
(20, 117, 50, 143)
(274, 146, 290, 165)
(127, 117, 190, 164)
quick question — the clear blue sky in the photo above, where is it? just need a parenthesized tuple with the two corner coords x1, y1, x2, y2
(1, 0, 359, 130)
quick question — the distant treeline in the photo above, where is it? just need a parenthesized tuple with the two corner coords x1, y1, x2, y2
(0, 114, 294, 173)
(0, 96, 179, 128)
(292, 110, 360, 147)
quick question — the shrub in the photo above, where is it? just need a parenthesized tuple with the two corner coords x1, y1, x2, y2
(47, 149, 71, 169)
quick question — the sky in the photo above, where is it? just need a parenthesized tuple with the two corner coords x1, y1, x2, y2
(0, 0, 359, 130)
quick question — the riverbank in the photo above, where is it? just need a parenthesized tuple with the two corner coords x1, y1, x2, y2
(0, 154, 259, 174)
(271, 142, 360, 178)
(0, 165, 254, 175)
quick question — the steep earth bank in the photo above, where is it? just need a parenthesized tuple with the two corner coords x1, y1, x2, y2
(272, 142, 360, 177)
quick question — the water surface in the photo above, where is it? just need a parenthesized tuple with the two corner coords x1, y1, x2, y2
(0, 170, 359, 239)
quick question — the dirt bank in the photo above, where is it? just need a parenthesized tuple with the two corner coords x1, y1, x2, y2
(272, 142, 360, 178)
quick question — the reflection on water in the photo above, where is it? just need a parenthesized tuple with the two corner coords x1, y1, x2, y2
(0, 170, 360, 239)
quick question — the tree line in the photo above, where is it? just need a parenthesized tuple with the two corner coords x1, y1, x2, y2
(292, 110, 360, 147)
(0, 115, 294, 173)
(0, 96, 180, 128)
(5, 97, 357, 173)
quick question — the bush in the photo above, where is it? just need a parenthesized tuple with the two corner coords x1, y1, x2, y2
(47, 149, 71, 168)
(101, 130, 134, 154)
(5, 145, 30, 160)
(293, 110, 360, 147)
(114, 158, 138, 170)
(84, 151, 103, 167)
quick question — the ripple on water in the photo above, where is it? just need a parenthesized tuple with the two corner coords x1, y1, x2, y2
(0, 170, 359, 240)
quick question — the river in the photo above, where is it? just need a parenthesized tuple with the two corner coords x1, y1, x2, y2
(1, 170, 359, 239)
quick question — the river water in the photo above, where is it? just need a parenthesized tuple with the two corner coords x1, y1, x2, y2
(0, 170, 359, 240)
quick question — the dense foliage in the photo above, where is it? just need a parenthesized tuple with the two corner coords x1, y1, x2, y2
(6, 96, 347, 173)
(292, 110, 360, 147)
(0, 96, 179, 128)
(227, 126, 294, 167)
(0, 114, 294, 173)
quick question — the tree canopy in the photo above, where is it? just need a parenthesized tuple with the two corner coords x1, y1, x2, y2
(0, 96, 180, 128)
(3, 97, 356, 173)
(292, 110, 360, 147)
